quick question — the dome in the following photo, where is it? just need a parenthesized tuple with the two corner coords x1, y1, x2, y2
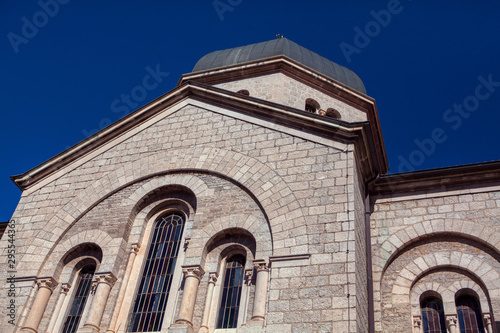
(192, 38, 366, 94)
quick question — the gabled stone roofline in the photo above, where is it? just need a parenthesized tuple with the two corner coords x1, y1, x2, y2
(11, 81, 387, 192)
(178, 56, 388, 173)
(370, 160, 500, 196)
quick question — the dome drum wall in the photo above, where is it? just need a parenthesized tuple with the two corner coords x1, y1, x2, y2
(213, 72, 368, 123)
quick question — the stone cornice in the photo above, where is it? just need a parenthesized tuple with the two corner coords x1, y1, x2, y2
(12, 81, 386, 191)
(371, 160, 500, 196)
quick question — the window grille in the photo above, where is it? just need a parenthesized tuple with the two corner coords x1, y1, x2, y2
(217, 254, 245, 329)
(61, 266, 95, 333)
(128, 213, 185, 332)
(457, 295, 485, 333)
(421, 297, 447, 333)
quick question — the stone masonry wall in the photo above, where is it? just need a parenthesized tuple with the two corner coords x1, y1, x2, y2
(214, 72, 367, 122)
(371, 187, 500, 333)
(2, 102, 362, 332)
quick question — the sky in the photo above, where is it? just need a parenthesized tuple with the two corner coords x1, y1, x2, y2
(1, 1, 500, 222)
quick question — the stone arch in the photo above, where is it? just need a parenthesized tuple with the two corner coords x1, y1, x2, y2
(125, 179, 201, 246)
(37, 147, 298, 273)
(183, 214, 271, 267)
(39, 230, 120, 277)
(410, 273, 490, 315)
(125, 174, 213, 207)
(375, 219, 500, 274)
(390, 251, 499, 305)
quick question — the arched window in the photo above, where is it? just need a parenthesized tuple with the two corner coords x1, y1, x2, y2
(421, 297, 446, 333)
(217, 254, 246, 329)
(326, 108, 341, 119)
(305, 98, 320, 113)
(128, 212, 186, 332)
(61, 265, 95, 333)
(456, 295, 485, 333)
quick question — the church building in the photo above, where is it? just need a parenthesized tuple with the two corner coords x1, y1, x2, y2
(3, 38, 499, 333)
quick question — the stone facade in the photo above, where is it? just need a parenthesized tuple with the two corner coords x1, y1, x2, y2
(2, 39, 499, 333)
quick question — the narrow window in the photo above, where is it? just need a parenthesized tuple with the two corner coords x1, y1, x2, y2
(456, 295, 485, 333)
(421, 297, 446, 333)
(61, 266, 95, 333)
(217, 254, 245, 329)
(128, 213, 186, 332)
(326, 108, 341, 119)
(305, 98, 320, 113)
(305, 103, 316, 113)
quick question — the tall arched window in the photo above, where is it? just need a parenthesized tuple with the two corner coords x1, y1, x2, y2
(217, 254, 246, 329)
(61, 265, 95, 333)
(421, 297, 446, 333)
(456, 295, 485, 333)
(128, 212, 186, 332)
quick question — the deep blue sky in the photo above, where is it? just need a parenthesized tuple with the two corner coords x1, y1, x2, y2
(1, 1, 500, 221)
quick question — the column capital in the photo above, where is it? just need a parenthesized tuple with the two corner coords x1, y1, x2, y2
(244, 269, 253, 284)
(36, 277, 57, 291)
(182, 265, 204, 280)
(93, 272, 117, 287)
(61, 283, 72, 294)
(483, 312, 492, 324)
(446, 314, 458, 326)
(208, 272, 218, 284)
(253, 259, 269, 272)
(131, 243, 140, 254)
(412, 315, 421, 327)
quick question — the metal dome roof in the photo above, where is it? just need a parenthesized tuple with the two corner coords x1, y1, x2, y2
(192, 38, 366, 94)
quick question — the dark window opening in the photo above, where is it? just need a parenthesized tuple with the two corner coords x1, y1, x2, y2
(61, 266, 95, 333)
(305, 98, 320, 113)
(326, 108, 341, 119)
(128, 213, 186, 332)
(305, 104, 316, 113)
(456, 295, 484, 333)
(217, 254, 245, 329)
(421, 297, 447, 333)
(237, 89, 249, 96)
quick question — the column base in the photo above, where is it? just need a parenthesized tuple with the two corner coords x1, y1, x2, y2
(246, 318, 264, 327)
(20, 328, 37, 333)
(239, 322, 266, 332)
(167, 322, 194, 333)
(78, 324, 100, 333)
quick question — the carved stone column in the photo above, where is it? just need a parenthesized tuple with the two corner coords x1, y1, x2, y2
(446, 314, 458, 333)
(199, 272, 218, 333)
(250, 260, 269, 322)
(173, 265, 204, 329)
(81, 272, 117, 333)
(484, 313, 493, 333)
(412, 315, 421, 333)
(47, 283, 71, 333)
(106, 244, 140, 333)
(21, 277, 57, 333)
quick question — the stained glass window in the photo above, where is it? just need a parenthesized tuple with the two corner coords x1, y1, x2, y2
(61, 266, 95, 333)
(421, 297, 447, 333)
(457, 295, 485, 333)
(128, 212, 185, 332)
(217, 254, 245, 329)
